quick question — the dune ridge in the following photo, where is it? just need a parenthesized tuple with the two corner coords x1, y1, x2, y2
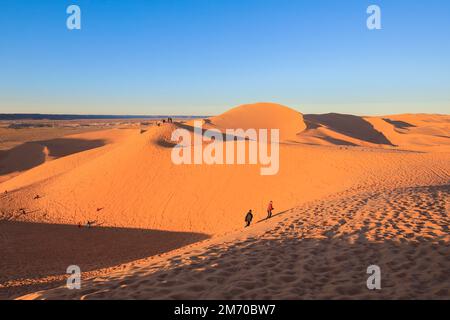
(0, 102, 449, 299)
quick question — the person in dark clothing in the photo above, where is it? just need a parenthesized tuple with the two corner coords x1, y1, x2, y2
(86, 220, 97, 228)
(245, 209, 253, 227)
(267, 200, 274, 219)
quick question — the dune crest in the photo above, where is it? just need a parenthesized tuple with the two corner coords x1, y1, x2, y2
(207, 102, 307, 141)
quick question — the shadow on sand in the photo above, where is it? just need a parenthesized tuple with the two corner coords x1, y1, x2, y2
(255, 209, 292, 223)
(0, 138, 106, 176)
(30, 229, 449, 300)
(155, 121, 256, 149)
(0, 221, 209, 299)
(304, 113, 394, 146)
(34, 184, 447, 299)
(382, 118, 416, 129)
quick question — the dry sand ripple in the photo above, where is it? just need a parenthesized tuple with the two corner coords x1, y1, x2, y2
(20, 183, 449, 300)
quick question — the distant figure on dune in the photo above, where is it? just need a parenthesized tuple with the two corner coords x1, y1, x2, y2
(245, 210, 253, 227)
(168, 117, 173, 123)
(267, 200, 274, 219)
(33, 194, 40, 200)
(86, 220, 97, 228)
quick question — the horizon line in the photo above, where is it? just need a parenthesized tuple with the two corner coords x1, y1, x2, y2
(1, 111, 448, 120)
(0, 113, 210, 121)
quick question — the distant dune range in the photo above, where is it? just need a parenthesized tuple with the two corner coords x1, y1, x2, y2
(0, 103, 449, 299)
(0, 114, 206, 121)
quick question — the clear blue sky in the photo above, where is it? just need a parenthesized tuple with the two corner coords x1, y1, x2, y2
(1, 0, 449, 115)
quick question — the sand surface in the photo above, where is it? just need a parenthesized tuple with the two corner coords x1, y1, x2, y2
(0, 103, 449, 299)
(17, 181, 449, 300)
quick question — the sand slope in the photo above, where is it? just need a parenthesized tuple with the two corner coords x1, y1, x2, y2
(4, 125, 448, 235)
(365, 114, 450, 152)
(208, 102, 307, 141)
(2, 105, 448, 235)
(0, 128, 134, 184)
(299, 113, 450, 152)
(0, 103, 449, 299)
(19, 181, 449, 300)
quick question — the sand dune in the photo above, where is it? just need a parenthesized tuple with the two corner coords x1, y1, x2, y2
(0, 221, 207, 299)
(298, 112, 450, 152)
(207, 102, 307, 141)
(18, 183, 449, 300)
(365, 114, 450, 152)
(0, 129, 134, 184)
(303, 113, 393, 146)
(0, 103, 449, 299)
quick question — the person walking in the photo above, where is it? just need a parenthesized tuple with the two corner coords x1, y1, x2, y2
(267, 200, 274, 219)
(245, 209, 253, 227)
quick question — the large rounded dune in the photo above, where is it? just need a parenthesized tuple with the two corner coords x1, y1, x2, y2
(209, 102, 307, 141)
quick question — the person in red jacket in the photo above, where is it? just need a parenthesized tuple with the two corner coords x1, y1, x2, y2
(267, 200, 274, 219)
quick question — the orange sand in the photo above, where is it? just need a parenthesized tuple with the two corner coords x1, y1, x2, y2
(0, 103, 448, 299)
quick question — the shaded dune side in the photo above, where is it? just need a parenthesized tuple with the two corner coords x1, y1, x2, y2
(0, 221, 208, 299)
(366, 115, 450, 152)
(0, 139, 106, 179)
(0, 129, 135, 184)
(303, 113, 394, 146)
(299, 113, 450, 151)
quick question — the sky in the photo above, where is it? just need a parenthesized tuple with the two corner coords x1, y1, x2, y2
(0, 0, 449, 116)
